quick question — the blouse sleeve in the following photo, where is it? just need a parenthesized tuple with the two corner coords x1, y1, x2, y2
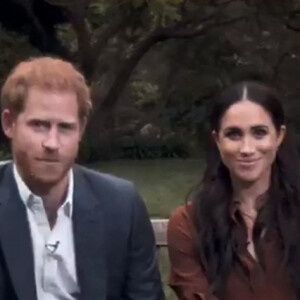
(167, 205, 218, 300)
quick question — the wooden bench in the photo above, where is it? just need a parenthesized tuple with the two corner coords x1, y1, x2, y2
(151, 219, 169, 257)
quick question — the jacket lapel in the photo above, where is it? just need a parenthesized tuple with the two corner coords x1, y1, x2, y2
(73, 167, 107, 300)
(0, 163, 37, 300)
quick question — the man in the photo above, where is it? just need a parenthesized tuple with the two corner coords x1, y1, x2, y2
(0, 57, 164, 300)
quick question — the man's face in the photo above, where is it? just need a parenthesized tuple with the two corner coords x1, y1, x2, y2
(2, 87, 85, 189)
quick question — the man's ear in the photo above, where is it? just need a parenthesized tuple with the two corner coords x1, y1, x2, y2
(79, 117, 87, 141)
(1, 109, 15, 139)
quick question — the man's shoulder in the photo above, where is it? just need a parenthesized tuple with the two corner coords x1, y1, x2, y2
(0, 161, 13, 182)
(73, 164, 136, 195)
(73, 165, 141, 212)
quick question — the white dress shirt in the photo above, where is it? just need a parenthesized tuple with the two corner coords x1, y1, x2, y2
(13, 165, 80, 300)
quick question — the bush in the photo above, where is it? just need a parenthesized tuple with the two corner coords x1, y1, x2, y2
(0, 25, 39, 85)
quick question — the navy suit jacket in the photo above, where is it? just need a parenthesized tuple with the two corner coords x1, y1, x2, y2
(0, 163, 165, 300)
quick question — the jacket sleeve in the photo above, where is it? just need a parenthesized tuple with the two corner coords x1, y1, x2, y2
(123, 187, 165, 300)
(167, 205, 218, 300)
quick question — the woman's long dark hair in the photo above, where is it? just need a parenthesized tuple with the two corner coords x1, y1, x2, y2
(191, 81, 300, 297)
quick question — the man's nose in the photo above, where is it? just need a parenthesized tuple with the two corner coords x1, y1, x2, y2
(42, 128, 60, 151)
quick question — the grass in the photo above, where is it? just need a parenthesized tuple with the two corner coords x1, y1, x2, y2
(93, 158, 204, 218)
(91, 159, 204, 299)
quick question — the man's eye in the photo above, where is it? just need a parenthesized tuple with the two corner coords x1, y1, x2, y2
(31, 120, 48, 129)
(59, 123, 74, 131)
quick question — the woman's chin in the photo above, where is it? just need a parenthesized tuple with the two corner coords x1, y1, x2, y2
(234, 170, 262, 183)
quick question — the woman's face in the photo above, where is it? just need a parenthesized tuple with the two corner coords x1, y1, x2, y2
(214, 99, 285, 183)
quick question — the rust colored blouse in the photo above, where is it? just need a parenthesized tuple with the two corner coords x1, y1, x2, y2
(167, 203, 297, 300)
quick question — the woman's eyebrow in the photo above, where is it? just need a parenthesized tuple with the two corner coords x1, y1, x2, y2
(250, 125, 269, 129)
(223, 126, 242, 131)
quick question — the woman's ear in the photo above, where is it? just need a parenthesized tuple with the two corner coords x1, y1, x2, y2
(212, 130, 220, 149)
(277, 125, 286, 148)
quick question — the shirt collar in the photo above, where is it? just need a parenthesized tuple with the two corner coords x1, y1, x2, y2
(13, 163, 74, 217)
(229, 194, 267, 222)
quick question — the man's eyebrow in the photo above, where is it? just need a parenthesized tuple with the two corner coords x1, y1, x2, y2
(58, 121, 77, 125)
(58, 121, 78, 128)
(27, 118, 49, 124)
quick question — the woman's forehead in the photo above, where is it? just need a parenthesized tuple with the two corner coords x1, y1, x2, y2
(219, 100, 274, 129)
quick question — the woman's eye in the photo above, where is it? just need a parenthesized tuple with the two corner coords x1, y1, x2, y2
(253, 128, 268, 138)
(225, 130, 242, 140)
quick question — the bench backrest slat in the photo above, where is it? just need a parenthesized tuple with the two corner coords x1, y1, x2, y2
(151, 219, 168, 247)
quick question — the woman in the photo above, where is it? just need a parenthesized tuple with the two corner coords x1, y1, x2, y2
(167, 81, 300, 300)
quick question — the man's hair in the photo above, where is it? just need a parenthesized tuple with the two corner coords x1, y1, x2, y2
(1, 57, 92, 121)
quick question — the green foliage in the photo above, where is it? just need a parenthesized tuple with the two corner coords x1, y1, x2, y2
(131, 80, 160, 109)
(55, 23, 78, 53)
(49, 0, 185, 26)
(45, 0, 76, 8)
(0, 147, 11, 161)
(294, 0, 300, 13)
(146, 0, 184, 24)
(89, 0, 111, 15)
(132, 0, 145, 9)
(0, 25, 39, 85)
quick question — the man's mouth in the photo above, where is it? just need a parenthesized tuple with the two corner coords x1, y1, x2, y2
(36, 158, 60, 163)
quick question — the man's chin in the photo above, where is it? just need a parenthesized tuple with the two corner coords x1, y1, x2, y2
(31, 175, 62, 186)
(17, 161, 72, 189)
(29, 168, 67, 185)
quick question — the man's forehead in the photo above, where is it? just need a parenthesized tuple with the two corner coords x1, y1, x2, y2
(17, 107, 79, 123)
(25, 88, 77, 106)
(20, 90, 80, 119)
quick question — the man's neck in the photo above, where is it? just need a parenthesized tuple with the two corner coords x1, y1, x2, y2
(16, 165, 70, 227)
(37, 176, 70, 228)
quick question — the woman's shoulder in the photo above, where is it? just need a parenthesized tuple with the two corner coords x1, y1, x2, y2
(169, 202, 196, 233)
(170, 201, 193, 216)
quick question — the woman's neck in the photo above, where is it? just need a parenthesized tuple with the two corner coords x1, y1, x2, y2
(231, 168, 271, 211)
